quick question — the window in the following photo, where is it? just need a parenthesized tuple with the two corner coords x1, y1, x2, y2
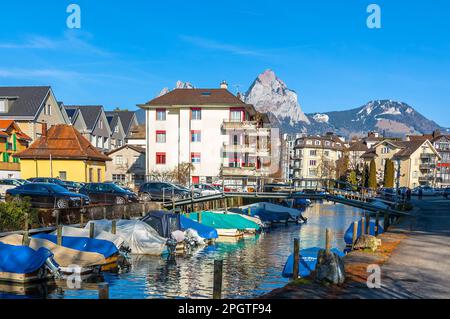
(191, 130, 201, 143)
(325, 141, 331, 147)
(310, 150, 317, 156)
(230, 109, 243, 122)
(306, 140, 312, 145)
(114, 126, 119, 133)
(309, 160, 317, 166)
(89, 168, 94, 182)
(309, 168, 317, 177)
(45, 104, 52, 115)
(382, 147, 389, 154)
(59, 171, 67, 181)
(324, 151, 330, 157)
(113, 174, 126, 183)
(156, 131, 166, 143)
(97, 169, 102, 182)
(315, 140, 321, 145)
(99, 120, 103, 129)
(156, 109, 166, 121)
(191, 108, 202, 120)
(115, 155, 123, 165)
(0, 100, 6, 113)
(191, 153, 201, 164)
(156, 152, 166, 165)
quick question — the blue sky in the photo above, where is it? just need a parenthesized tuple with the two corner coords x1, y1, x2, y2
(1, 0, 449, 126)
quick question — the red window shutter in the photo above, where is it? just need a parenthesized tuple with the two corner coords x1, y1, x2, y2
(156, 152, 166, 165)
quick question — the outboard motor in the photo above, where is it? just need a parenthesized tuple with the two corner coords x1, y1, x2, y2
(45, 257, 62, 279)
(166, 238, 178, 255)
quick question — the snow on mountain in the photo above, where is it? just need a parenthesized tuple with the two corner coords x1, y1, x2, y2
(312, 113, 330, 123)
(244, 70, 310, 126)
(158, 81, 195, 97)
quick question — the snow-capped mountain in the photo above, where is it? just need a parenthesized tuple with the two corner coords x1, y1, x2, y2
(244, 70, 310, 129)
(306, 100, 444, 137)
(158, 81, 194, 97)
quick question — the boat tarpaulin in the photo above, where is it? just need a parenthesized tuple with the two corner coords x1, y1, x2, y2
(188, 212, 261, 231)
(50, 226, 125, 250)
(33, 233, 118, 258)
(0, 242, 53, 274)
(344, 220, 384, 245)
(141, 211, 182, 238)
(180, 216, 218, 240)
(0, 234, 105, 268)
(282, 247, 345, 278)
(85, 220, 167, 256)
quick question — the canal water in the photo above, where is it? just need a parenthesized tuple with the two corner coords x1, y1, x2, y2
(1, 201, 364, 299)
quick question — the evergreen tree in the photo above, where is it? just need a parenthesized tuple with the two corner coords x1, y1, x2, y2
(384, 159, 395, 188)
(369, 159, 377, 189)
(347, 171, 358, 190)
(362, 164, 369, 188)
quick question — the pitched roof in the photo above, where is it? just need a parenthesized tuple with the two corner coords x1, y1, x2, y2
(392, 140, 431, 159)
(14, 124, 111, 161)
(349, 141, 369, 152)
(0, 120, 32, 141)
(142, 88, 247, 107)
(106, 144, 145, 156)
(0, 86, 50, 118)
(65, 105, 103, 130)
(127, 124, 146, 139)
(105, 111, 136, 134)
(106, 113, 119, 130)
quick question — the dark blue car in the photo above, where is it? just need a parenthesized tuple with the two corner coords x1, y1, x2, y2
(28, 177, 78, 192)
(79, 183, 139, 205)
(6, 183, 90, 209)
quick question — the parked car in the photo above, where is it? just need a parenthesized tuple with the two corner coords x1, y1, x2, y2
(0, 179, 30, 187)
(0, 180, 18, 197)
(412, 186, 437, 196)
(191, 184, 221, 197)
(63, 181, 84, 193)
(139, 182, 190, 201)
(6, 183, 90, 209)
(444, 188, 450, 199)
(212, 184, 231, 193)
(79, 183, 139, 205)
(28, 178, 78, 192)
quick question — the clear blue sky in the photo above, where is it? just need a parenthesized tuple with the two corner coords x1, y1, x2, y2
(1, 0, 449, 126)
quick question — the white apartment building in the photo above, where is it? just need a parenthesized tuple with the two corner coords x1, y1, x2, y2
(138, 83, 272, 186)
(292, 133, 346, 189)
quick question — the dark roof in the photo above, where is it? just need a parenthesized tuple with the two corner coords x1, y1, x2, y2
(106, 113, 119, 130)
(392, 141, 429, 159)
(349, 141, 369, 152)
(106, 144, 145, 156)
(105, 111, 136, 134)
(65, 108, 78, 122)
(15, 124, 111, 161)
(0, 86, 50, 118)
(65, 105, 103, 130)
(361, 149, 377, 158)
(127, 124, 146, 139)
(142, 89, 247, 107)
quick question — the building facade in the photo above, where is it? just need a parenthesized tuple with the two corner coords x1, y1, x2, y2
(15, 124, 111, 183)
(138, 84, 272, 186)
(105, 145, 146, 188)
(292, 133, 345, 189)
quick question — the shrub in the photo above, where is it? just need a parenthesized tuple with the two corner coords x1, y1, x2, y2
(0, 197, 39, 232)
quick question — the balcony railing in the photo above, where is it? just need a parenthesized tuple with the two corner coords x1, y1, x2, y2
(222, 166, 257, 177)
(418, 175, 435, 182)
(222, 121, 258, 130)
(0, 162, 20, 171)
(419, 163, 436, 170)
(223, 143, 256, 153)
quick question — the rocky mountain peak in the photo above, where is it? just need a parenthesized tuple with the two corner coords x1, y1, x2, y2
(158, 81, 195, 97)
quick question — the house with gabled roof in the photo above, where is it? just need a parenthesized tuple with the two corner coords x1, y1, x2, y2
(0, 86, 69, 142)
(106, 113, 126, 149)
(105, 144, 146, 188)
(105, 110, 138, 138)
(64, 105, 112, 153)
(0, 120, 32, 178)
(14, 123, 111, 183)
(361, 139, 441, 188)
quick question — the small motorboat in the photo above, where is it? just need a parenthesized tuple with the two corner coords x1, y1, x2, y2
(344, 220, 384, 246)
(282, 247, 345, 278)
(241, 202, 307, 223)
(0, 242, 58, 284)
(180, 215, 218, 242)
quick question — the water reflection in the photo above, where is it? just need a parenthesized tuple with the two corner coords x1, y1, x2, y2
(1, 202, 364, 299)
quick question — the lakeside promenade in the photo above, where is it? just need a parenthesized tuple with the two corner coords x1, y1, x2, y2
(264, 197, 450, 299)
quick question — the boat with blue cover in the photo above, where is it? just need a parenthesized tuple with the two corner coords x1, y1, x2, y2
(180, 215, 218, 241)
(282, 247, 345, 278)
(344, 220, 384, 246)
(0, 242, 57, 283)
(240, 202, 307, 223)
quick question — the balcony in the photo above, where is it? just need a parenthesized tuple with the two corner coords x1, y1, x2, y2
(256, 147, 270, 157)
(222, 121, 258, 130)
(0, 162, 20, 171)
(419, 163, 436, 170)
(420, 153, 436, 160)
(223, 143, 256, 153)
(248, 128, 271, 137)
(222, 166, 258, 177)
(418, 175, 435, 182)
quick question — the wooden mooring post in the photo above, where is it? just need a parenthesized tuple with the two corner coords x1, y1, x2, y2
(98, 283, 109, 299)
(213, 260, 223, 299)
(89, 223, 95, 239)
(57, 225, 63, 246)
(198, 211, 203, 224)
(352, 221, 358, 250)
(365, 213, 370, 234)
(111, 220, 117, 235)
(325, 228, 332, 254)
(80, 214, 84, 228)
(361, 217, 366, 235)
(375, 212, 380, 236)
(293, 238, 300, 279)
(384, 212, 390, 231)
(22, 213, 29, 246)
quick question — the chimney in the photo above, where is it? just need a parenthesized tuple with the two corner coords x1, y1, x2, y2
(220, 81, 228, 90)
(41, 122, 48, 137)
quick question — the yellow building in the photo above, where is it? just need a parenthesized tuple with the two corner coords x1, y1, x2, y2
(14, 124, 111, 183)
(0, 120, 32, 179)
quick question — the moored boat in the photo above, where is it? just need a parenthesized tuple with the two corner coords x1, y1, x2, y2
(344, 220, 384, 246)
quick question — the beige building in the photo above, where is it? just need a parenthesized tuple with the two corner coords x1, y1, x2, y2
(292, 133, 346, 189)
(361, 139, 441, 188)
(0, 86, 69, 142)
(105, 145, 146, 188)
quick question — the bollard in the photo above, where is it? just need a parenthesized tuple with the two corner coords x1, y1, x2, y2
(293, 238, 300, 279)
(90, 223, 95, 239)
(375, 212, 380, 236)
(384, 212, 390, 231)
(111, 220, 117, 235)
(361, 217, 366, 235)
(55, 210, 61, 226)
(23, 213, 29, 246)
(352, 221, 358, 250)
(325, 228, 332, 254)
(98, 283, 109, 299)
(213, 260, 223, 299)
(57, 225, 63, 246)
(80, 214, 84, 228)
